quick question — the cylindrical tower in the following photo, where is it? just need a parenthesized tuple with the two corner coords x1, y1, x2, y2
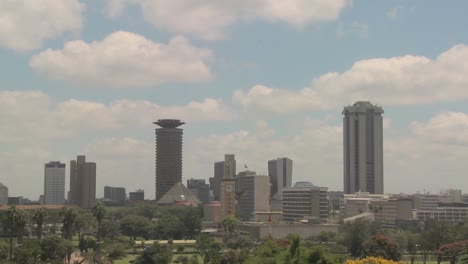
(154, 119, 185, 201)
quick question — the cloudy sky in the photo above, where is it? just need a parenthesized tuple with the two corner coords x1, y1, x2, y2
(2, 0, 468, 200)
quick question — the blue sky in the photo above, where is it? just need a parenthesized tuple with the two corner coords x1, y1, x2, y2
(2, 0, 468, 199)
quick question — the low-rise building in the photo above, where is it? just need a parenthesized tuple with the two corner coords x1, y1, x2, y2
(282, 182, 328, 222)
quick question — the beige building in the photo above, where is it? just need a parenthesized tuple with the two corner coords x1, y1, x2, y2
(220, 154, 236, 219)
(342, 192, 413, 225)
(343, 101, 384, 194)
(282, 182, 328, 221)
(204, 201, 222, 223)
(415, 207, 468, 223)
(236, 174, 270, 219)
(69, 155, 96, 209)
(0, 183, 8, 206)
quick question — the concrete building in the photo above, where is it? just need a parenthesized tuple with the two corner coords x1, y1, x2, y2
(187, 179, 210, 204)
(282, 182, 328, 222)
(341, 192, 388, 218)
(343, 101, 384, 194)
(129, 189, 145, 202)
(268, 158, 292, 198)
(154, 119, 184, 202)
(221, 154, 236, 219)
(8, 196, 24, 205)
(210, 155, 237, 201)
(236, 174, 270, 219)
(238, 222, 339, 240)
(69, 155, 96, 209)
(204, 201, 222, 223)
(0, 183, 8, 205)
(44, 161, 65, 205)
(415, 207, 468, 223)
(104, 186, 126, 202)
(209, 161, 224, 201)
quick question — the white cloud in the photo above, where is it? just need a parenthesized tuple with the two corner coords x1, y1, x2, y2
(30, 31, 213, 88)
(0, 90, 235, 143)
(106, 0, 351, 40)
(234, 44, 468, 114)
(0, 0, 84, 52)
(410, 112, 468, 146)
(187, 121, 343, 189)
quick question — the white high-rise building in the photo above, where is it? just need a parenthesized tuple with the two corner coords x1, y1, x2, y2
(268, 158, 293, 198)
(0, 183, 8, 205)
(343, 101, 384, 194)
(44, 161, 66, 205)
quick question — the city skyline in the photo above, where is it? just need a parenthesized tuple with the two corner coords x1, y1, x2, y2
(3, 1, 468, 199)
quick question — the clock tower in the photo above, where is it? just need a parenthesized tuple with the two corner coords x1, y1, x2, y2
(220, 154, 236, 219)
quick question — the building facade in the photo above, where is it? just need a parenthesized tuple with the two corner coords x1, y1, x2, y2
(0, 183, 8, 206)
(44, 161, 66, 205)
(220, 154, 236, 219)
(69, 155, 96, 209)
(154, 119, 184, 202)
(282, 182, 328, 221)
(129, 189, 145, 202)
(104, 186, 126, 202)
(268, 158, 292, 198)
(187, 179, 210, 204)
(236, 174, 270, 219)
(343, 101, 384, 194)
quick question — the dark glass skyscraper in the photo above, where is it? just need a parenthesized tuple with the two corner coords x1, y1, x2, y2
(343, 101, 384, 194)
(154, 119, 185, 201)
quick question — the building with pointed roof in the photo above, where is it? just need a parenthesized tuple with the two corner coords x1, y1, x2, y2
(156, 182, 200, 206)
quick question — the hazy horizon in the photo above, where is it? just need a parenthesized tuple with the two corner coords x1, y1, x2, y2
(2, 0, 468, 200)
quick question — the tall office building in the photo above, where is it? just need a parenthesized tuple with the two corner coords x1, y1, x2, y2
(104, 186, 126, 202)
(220, 154, 236, 218)
(343, 101, 384, 194)
(187, 179, 210, 204)
(69, 155, 96, 208)
(236, 173, 270, 219)
(0, 183, 8, 205)
(44, 161, 65, 205)
(268, 158, 293, 198)
(210, 155, 236, 201)
(154, 119, 185, 201)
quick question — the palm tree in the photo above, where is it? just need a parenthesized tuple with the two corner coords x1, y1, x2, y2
(92, 203, 106, 252)
(222, 215, 237, 239)
(14, 209, 29, 245)
(60, 207, 78, 240)
(6, 206, 29, 260)
(32, 208, 47, 240)
(7, 205, 18, 260)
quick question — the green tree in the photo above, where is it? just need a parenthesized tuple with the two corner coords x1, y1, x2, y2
(92, 202, 107, 251)
(156, 214, 185, 239)
(222, 216, 238, 239)
(101, 219, 121, 240)
(6, 205, 29, 260)
(134, 242, 172, 264)
(60, 207, 78, 240)
(287, 234, 302, 264)
(31, 208, 47, 240)
(361, 235, 401, 261)
(40, 236, 73, 263)
(339, 219, 374, 257)
(12, 239, 41, 264)
(120, 215, 151, 240)
(183, 207, 201, 239)
(307, 246, 340, 264)
(0, 240, 9, 262)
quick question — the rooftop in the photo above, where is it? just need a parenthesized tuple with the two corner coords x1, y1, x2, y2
(153, 119, 185, 128)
